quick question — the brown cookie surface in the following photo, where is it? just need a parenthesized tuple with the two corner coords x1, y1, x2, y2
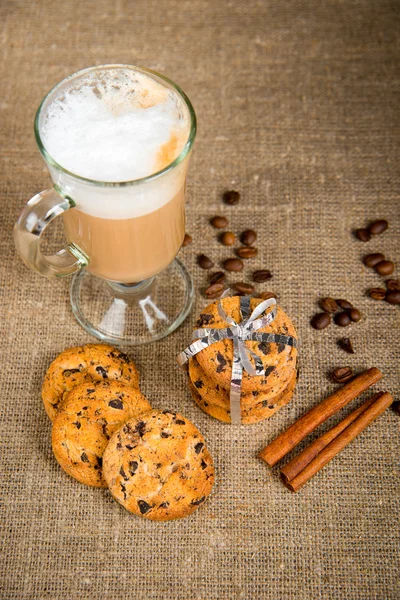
(103, 410, 214, 521)
(52, 380, 151, 487)
(42, 343, 140, 421)
(193, 297, 298, 394)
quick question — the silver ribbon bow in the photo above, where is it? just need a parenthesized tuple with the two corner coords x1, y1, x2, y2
(177, 292, 298, 424)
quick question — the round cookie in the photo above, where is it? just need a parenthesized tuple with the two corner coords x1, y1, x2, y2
(52, 380, 151, 487)
(189, 370, 297, 424)
(194, 297, 297, 394)
(188, 354, 294, 409)
(42, 344, 140, 421)
(103, 410, 214, 521)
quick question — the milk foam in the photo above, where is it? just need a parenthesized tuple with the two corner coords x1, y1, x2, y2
(41, 68, 191, 219)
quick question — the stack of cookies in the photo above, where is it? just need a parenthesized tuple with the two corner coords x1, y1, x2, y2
(42, 343, 214, 521)
(186, 296, 298, 424)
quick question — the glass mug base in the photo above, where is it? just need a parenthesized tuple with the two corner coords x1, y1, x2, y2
(70, 258, 194, 345)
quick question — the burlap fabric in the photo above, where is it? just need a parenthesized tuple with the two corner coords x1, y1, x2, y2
(0, 1, 399, 598)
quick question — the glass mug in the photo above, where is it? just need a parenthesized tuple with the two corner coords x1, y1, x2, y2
(14, 65, 196, 345)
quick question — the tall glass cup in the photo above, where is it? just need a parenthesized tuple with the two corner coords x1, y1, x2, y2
(14, 65, 196, 345)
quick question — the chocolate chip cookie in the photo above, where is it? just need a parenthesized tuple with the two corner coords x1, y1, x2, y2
(42, 344, 140, 421)
(52, 380, 151, 487)
(103, 410, 214, 520)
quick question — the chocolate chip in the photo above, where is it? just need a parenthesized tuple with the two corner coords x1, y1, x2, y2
(385, 291, 400, 305)
(223, 190, 240, 205)
(355, 228, 371, 242)
(120, 483, 127, 500)
(223, 258, 244, 272)
(332, 366, 354, 383)
(310, 313, 331, 330)
(81, 452, 89, 463)
(319, 297, 339, 313)
(196, 313, 214, 327)
(368, 219, 388, 235)
(86, 388, 95, 394)
(175, 419, 185, 425)
(334, 312, 351, 327)
(120, 466, 129, 481)
(210, 215, 228, 229)
(159, 502, 170, 509)
(220, 231, 236, 246)
(95, 365, 108, 378)
(135, 421, 146, 437)
(160, 432, 170, 438)
(234, 282, 254, 294)
(198, 254, 214, 269)
(137, 500, 152, 514)
(241, 229, 257, 246)
(368, 287, 386, 300)
(257, 342, 270, 355)
(338, 338, 354, 354)
(236, 246, 257, 259)
(191, 496, 206, 506)
(386, 279, 400, 291)
(108, 399, 123, 409)
(63, 368, 81, 377)
(73, 421, 81, 429)
(194, 379, 204, 389)
(129, 461, 138, 475)
(216, 352, 228, 373)
(374, 260, 395, 276)
(182, 233, 192, 247)
(363, 253, 385, 268)
(201, 460, 207, 469)
(264, 366, 275, 377)
(194, 442, 204, 454)
(252, 269, 272, 283)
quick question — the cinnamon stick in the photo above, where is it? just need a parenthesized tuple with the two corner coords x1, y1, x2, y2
(282, 391, 393, 492)
(280, 393, 380, 483)
(259, 367, 382, 467)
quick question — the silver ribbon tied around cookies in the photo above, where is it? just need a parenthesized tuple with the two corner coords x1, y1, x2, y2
(177, 292, 298, 424)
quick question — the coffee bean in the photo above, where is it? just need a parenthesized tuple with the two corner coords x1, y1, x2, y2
(236, 246, 258, 259)
(332, 366, 354, 384)
(338, 337, 354, 354)
(310, 313, 331, 330)
(241, 229, 257, 246)
(223, 190, 240, 205)
(363, 253, 385, 268)
(182, 233, 192, 247)
(204, 283, 225, 299)
(393, 402, 400, 416)
(386, 279, 400, 291)
(368, 287, 386, 300)
(210, 215, 228, 229)
(259, 291, 277, 300)
(349, 308, 362, 322)
(385, 290, 400, 305)
(209, 271, 225, 285)
(368, 219, 388, 235)
(336, 299, 353, 311)
(252, 269, 272, 283)
(334, 312, 351, 327)
(374, 260, 395, 276)
(220, 231, 236, 246)
(234, 282, 254, 294)
(223, 258, 244, 272)
(320, 297, 339, 313)
(355, 228, 371, 242)
(198, 254, 214, 269)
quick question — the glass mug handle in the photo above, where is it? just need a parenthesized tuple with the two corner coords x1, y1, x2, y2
(13, 187, 89, 278)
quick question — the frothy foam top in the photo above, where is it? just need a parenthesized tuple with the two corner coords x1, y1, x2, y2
(41, 69, 190, 182)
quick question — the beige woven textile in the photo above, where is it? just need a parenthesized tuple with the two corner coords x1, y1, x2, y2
(1, 1, 399, 598)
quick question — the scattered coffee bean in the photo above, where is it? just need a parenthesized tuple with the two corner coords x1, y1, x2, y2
(220, 231, 236, 246)
(223, 258, 244, 272)
(392, 402, 400, 416)
(209, 271, 225, 285)
(368, 287, 386, 300)
(252, 269, 272, 283)
(374, 260, 394, 276)
(386, 279, 400, 291)
(338, 337, 354, 354)
(320, 297, 339, 313)
(310, 313, 331, 330)
(259, 291, 277, 300)
(363, 253, 385, 268)
(234, 282, 254, 294)
(349, 308, 362, 322)
(241, 229, 257, 246)
(355, 228, 371, 242)
(334, 312, 351, 327)
(385, 290, 400, 305)
(332, 366, 354, 384)
(223, 190, 240, 205)
(236, 246, 258, 259)
(336, 299, 353, 311)
(368, 219, 388, 235)
(204, 283, 225, 299)
(198, 254, 214, 269)
(182, 233, 192, 247)
(210, 215, 228, 229)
